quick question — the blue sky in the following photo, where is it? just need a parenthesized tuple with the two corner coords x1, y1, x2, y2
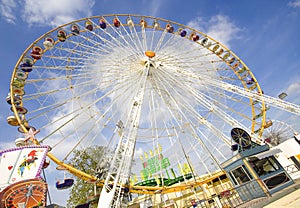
(0, 0, 300, 206)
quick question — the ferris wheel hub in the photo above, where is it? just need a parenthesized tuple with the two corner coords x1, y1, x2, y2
(145, 50, 156, 58)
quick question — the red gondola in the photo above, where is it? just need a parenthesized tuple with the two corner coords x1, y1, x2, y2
(190, 33, 199, 41)
(30, 46, 43, 60)
(113, 18, 120, 27)
(166, 24, 174, 33)
(85, 21, 93, 31)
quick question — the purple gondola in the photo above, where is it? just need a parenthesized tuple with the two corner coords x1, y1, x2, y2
(99, 19, 107, 29)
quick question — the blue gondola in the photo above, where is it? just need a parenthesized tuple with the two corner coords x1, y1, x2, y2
(56, 178, 74, 190)
(20, 58, 33, 72)
(180, 30, 187, 37)
(71, 24, 80, 35)
(99, 19, 107, 29)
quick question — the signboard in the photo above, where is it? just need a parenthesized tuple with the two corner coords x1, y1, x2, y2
(0, 146, 49, 192)
(140, 154, 170, 180)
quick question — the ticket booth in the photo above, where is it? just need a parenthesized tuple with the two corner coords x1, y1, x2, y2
(222, 128, 294, 202)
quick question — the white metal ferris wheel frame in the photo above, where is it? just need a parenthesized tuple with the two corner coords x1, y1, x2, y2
(263, 119, 297, 146)
(8, 14, 300, 201)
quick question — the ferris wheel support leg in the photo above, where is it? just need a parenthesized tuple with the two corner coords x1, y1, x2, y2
(97, 188, 115, 208)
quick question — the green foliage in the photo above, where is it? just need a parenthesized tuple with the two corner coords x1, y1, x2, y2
(66, 145, 105, 207)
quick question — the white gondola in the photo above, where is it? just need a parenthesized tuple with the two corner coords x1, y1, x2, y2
(43, 36, 55, 49)
(15, 137, 26, 146)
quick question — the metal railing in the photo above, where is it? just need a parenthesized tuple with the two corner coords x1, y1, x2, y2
(183, 179, 268, 208)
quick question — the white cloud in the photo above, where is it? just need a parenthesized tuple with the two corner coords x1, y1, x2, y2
(286, 82, 300, 95)
(187, 15, 241, 48)
(285, 82, 300, 105)
(22, 0, 95, 26)
(0, 0, 17, 24)
(141, 0, 162, 17)
(1, 0, 95, 27)
(288, 0, 300, 8)
(0, 140, 16, 151)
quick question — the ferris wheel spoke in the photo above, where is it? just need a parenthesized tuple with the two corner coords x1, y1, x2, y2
(77, 32, 134, 57)
(92, 18, 143, 57)
(128, 23, 146, 53)
(50, 104, 115, 152)
(197, 74, 300, 116)
(204, 92, 255, 122)
(151, 70, 224, 158)
(64, 30, 127, 59)
(154, 66, 260, 145)
(115, 19, 148, 55)
(55, 41, 93, 60)
(37, 89, 117, 142)
(62, 118, 105, 161)
(185, 123, 223, 168)
(154, 29, 169, 52)
(89, 16, 139, 54)
(25, 77, 100, 103)
(149, 28, 157, 51)
(70, 33, 115, 55)
(153, 70, 233, 147)
(60, 39, 100, 57)
(195, 127, 229, 161)
(184, 78, 256, 117)
(141, 27, 148, 51)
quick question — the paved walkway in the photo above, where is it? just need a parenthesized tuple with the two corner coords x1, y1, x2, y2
(264, 189, 300, 208)
(251, 177, 300, 208)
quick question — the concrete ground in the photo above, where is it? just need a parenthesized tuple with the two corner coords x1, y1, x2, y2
(236, 177, 300, 208)
(263, 189, 300, 208)
(257, 178, 300, 208)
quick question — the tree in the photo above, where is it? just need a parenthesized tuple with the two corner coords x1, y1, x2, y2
(66, 146, 105, 207)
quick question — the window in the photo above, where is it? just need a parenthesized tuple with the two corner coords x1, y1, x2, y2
(249, 156, 280, 177)
(230, 165, 253, 185)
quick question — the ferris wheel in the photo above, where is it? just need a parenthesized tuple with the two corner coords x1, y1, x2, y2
(263, 120, 296, 146)
(7, 14, 300, 207)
